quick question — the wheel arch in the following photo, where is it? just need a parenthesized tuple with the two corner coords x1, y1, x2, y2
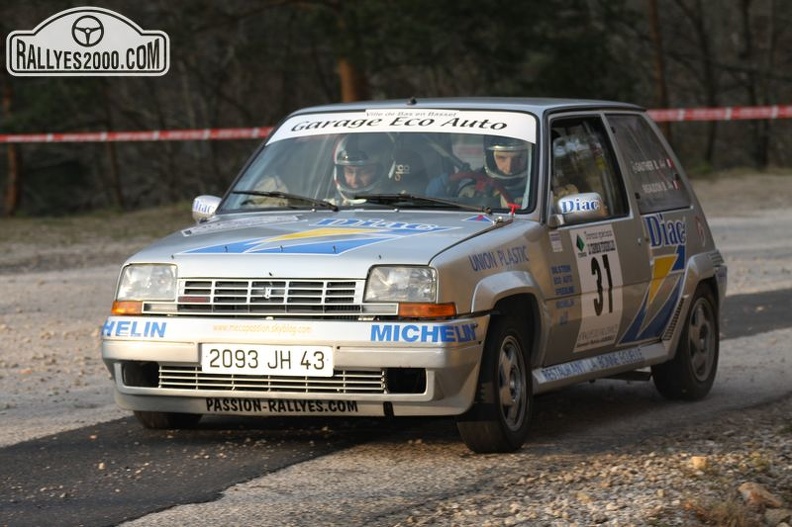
(662, 253, 724, 362)
(470, 271, 544, 314)
(472, 274, 546, 370)
(670, 253, 725, 335)
(683, 252, 726, 310)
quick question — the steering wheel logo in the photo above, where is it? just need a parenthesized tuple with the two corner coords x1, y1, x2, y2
(71, 15, 104, 47)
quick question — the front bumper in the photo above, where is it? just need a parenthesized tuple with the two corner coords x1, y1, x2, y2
(101, 315, 488, 417)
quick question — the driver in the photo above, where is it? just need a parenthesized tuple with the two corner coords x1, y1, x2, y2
(472, 135, 529, 204)
(333, 134, 390, 204)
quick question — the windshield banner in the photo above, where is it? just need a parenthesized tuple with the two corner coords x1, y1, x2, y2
(268, 109, 537, 144)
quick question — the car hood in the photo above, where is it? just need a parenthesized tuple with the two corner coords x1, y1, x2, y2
(128, 210, 510, 278)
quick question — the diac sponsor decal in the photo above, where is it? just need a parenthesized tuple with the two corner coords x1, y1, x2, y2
(6, 6, 169, 76)
(558, 196, 601, 215)
(644, 213, 686, 297)
(184, 218, 453, 255)
(181, 216, 300, 237)
(645, 214, 686, 251)
(621, 213, 687, 343)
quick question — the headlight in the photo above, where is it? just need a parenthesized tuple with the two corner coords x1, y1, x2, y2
(365, 266, 437, 303)
(117, 264, 177, 301)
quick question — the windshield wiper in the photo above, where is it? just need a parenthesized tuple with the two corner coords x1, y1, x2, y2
(232, 190, 338, 212)
(355, 193, 492, 214)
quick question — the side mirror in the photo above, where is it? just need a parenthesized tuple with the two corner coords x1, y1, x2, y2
(551, 192, 607, 226)
(192, 195, 221, 222)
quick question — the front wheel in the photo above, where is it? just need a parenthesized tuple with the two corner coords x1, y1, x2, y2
(456, 315, 532, 453)
(652, 284, 719, 400)
(133, 411, 202, 429)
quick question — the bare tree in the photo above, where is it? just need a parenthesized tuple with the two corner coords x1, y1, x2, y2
(734, 0, 774, 168)
(1, 80, 22, 217)
(647, 0, 672, 140)
(672, 0, 721, 164)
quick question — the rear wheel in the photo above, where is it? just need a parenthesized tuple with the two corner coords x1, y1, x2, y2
(652, 284, 719, 400)
(133, 411, 202, 429)
(456, 314, 532, 453)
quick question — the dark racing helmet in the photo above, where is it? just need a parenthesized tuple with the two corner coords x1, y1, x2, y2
(334, 134, 391, 200)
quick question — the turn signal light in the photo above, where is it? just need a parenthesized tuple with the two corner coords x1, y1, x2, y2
(398, 302, 456, 319)
(112, 301, 143, 315)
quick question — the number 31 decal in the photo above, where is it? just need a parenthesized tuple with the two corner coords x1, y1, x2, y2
(591, 254, 613, 316)
(571, 225, 624, 351)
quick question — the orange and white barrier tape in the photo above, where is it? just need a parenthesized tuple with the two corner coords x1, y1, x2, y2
(0, 127, 273, 144)
(648, 104, 792, 122)
(0, 105, 790, 144)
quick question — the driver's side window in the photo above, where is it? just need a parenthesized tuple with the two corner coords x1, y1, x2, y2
(550, 117, 628, 219)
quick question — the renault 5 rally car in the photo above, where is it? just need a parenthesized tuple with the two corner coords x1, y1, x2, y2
(102, 98, 727, 453)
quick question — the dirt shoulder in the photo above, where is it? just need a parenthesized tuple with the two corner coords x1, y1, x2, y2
(692, 171, 792, 217)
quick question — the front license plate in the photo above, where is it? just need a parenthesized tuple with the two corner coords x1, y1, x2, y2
(200, 344, 333, 377)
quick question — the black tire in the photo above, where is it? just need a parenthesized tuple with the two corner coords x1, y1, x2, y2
(456, 314, 532, 453)
(652, 284, 719, 401)
(133, 411, 202, 429)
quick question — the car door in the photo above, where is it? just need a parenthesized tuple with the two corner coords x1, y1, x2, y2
(605, 112, 696, 344)
(542, 114, 652, 366)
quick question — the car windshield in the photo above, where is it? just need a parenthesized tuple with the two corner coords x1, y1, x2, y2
(221, 108, 537, 213)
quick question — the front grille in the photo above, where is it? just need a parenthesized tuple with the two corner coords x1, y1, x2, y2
(180, 279, 361, 315)
(142, 278, 398, 318)
(158, 365, 387, 394)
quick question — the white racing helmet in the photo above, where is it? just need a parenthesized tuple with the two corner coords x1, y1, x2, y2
(483, 135, 530, 183)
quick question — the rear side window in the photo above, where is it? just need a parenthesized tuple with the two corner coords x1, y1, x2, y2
(607, 114, 691, 214)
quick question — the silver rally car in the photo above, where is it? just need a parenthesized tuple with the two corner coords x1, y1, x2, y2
(102, 98, 727, 453)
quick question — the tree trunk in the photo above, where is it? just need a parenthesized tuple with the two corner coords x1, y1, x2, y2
(331, 0, 369, 102)
(676, 0, 719, 165)
(647, 0, 672, 141)
(738, 0, 771, 169)
(2, 82, 21, 217)
(338, 57, 369, 102)
(102, 81, 125, 209)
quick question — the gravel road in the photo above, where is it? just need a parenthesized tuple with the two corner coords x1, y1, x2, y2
(1, 174, 790, 526)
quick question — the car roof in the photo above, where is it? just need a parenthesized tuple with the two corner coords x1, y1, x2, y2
(289, 97, 645, 118)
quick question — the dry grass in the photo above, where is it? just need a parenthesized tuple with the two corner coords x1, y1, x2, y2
(0, 202, 195, 273)
(0, 202, 193, 246)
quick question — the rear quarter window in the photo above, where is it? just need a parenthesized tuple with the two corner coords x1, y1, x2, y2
(607, 114, 692, 214)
